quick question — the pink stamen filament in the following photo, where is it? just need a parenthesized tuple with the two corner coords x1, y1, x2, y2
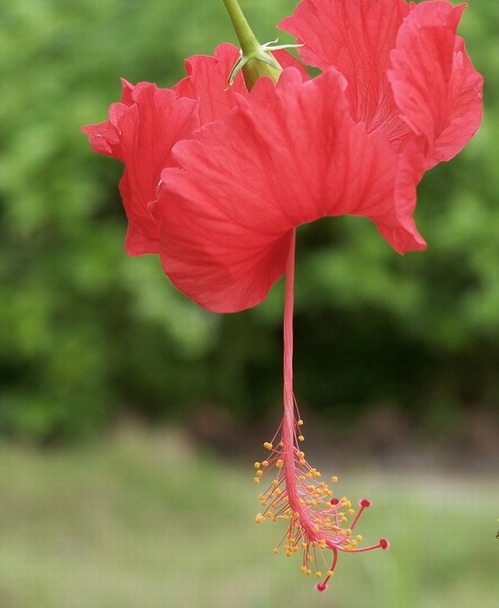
(254, 228, 388, 590)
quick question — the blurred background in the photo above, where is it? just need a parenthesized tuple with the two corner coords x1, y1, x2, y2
(0, 0, 498, 606)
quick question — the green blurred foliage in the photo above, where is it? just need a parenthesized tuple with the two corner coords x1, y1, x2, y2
(0, 0, 497, 441)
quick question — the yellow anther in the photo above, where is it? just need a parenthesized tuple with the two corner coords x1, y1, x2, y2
(262, 460, 269, 467)
(327, 570, 334, 577)
(339, 530, 347, 537)
(299, 498, 305, 505)
(316, 572, 322, 578)
(349, 509, 355, 516)
(266, 512, 274, 519)
(298, 475, 305, 481)
(254, 462, 261, 469)
(301, 542, 307, 550)
(351, 540, 358, 548)
(276, 459, 283, 468)
(346, 528, 352, 535)
(256, 470, 263, 477)
(319, 539, 327, 549)
(279, 441, 284, 447)
(298, 451, 305, 458)
(254, 478, 260, 484)
(297, 419, 304, 426)
(273, 548, 279, 554)
(272, 480, 279, 487)
(306, 569, 312, 576)
(356, 535, 363, 542)
(263, 442, 273, 450)
(314, 471, 321, 477)
(301, 566, 308, 574)
(255, 514, 265, 523)
(307, 555, 313, 562)
(331, 476, 338, 483)
(313, 525, 319, 533)
(298, 435, 305, 441)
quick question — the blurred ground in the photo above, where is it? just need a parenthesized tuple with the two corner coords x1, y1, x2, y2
(0, 421, 497, 608)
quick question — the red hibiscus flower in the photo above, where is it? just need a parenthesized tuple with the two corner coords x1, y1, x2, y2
(158, 0, 482, 314)
(83, 0, 482, 591)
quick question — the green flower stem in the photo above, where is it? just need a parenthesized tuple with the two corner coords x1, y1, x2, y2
(222, 0, 283, 89)
(222, 0, 260, 56)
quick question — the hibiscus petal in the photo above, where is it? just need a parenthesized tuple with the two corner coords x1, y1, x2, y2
(279, 0, 410, 135)
(173, 43, 248, 125)
(160, 67, 423, 313)
(82, 102, 128, 159)
(173, 43, 310, 125)
(117, 85, 199, 255)
(388, 1, 483, 166)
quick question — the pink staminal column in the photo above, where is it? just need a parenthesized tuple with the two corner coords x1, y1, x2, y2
(254, 229, 389, 591)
